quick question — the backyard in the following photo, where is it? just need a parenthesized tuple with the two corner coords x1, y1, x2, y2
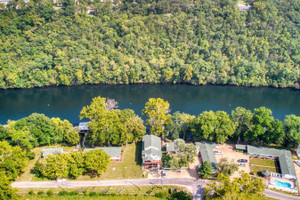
(250, 158, 279, 175)
(16, 145, 76, 182)
(77, 142, 144, 180)
(17, 143, 144, 182)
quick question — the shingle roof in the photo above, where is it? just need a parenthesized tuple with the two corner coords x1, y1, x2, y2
(235, 144, 247, 151)
(84, 147, 122, 159)
(79, 122, 89, 131)
(42, 148, 63, 157)
(247, 145, 296, 177)
(166, 142, 175, 152)
(196, 142, 217, 170)
(278, 151, 296, 177)
(142, 135, 161, 162)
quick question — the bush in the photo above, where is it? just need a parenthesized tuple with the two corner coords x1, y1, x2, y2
(27, 152, 36, 160)
(58, 190, 68, 196)
(28, 190, 34, 195)
(37, 191, 44, 195)
(47, 190, 54, 196)
(89, 191, 97, 196)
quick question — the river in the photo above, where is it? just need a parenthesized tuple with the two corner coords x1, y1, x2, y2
(0, 84, 299, 124)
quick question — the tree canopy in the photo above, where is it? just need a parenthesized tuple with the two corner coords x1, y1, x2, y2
(0, 0, 298, 89)
(204, 172, 266, 200)
(80, 96, 146, 146)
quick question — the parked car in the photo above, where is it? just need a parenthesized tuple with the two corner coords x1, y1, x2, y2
(237, 159, 248, 163)
(161, 170, 166, 177)
(213, 151, 223, 155)
(295, 160, 300, 167)
(240, 164, 246, 167)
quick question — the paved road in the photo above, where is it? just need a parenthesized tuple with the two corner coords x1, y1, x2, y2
(264, 189, 300, 200)
(12, 179, 299, 200)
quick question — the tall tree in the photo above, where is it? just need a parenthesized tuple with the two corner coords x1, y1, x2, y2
(205, 172, 266, 200)
(84, 149, 111, 176)
(142, 98, 171, 138)
(284, 115, 300, 149)
(198, 161, 212, 179)
(231, 107, 253, 143)
(193, 111, 236, 143)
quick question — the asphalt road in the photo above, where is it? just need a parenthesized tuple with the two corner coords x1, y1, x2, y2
(12, 178, 299, 200)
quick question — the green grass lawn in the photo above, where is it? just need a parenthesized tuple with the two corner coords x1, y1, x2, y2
(17, 143, 143, 182)
(16, 145, 76, 182)
(17, 185, 188, 200)
(17, 185, 187, 194)
(77, 142, 145, 180)
(250, 158, 278, 174)
(19, 195, 160, 200)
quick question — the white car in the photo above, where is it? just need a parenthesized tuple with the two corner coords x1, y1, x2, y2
(213, 151, 223, 155)
(295, 160, 300, 167)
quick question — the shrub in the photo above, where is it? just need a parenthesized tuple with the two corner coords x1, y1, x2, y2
(58, 190, 68, 196)
(69, 191, 78, 195)
(28, 190, 34, 195)
(27, 152, 36, 160)
(89, 191, 97, 196)
(37, 191, 44, 195)
(47, 190, 54, 196)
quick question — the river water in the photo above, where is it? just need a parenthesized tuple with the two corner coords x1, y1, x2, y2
(0, 84, 299, 124)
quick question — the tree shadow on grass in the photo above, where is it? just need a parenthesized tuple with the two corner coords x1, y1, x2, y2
(135, 142, 142, 166)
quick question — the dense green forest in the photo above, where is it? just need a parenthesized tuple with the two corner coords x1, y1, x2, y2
(0, 0, 299, 89)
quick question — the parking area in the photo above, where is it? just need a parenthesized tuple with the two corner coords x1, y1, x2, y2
(293, 162, 300, 192)
(148, 155, 200, 179)
(214, 144, 250, 178)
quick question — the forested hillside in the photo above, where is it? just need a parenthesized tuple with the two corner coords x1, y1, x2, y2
(0, 0, 299, 89)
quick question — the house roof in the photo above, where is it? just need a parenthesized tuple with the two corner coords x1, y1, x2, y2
(79, 122, 89, 131)
(247, 145, 296, 177)
(196, 142, 217, 170)
(142, 135, 161, 162)
(142, 135, 161, 150)
(42, 148, 64, 156)
(235, 144, 247, 151)
(247, 145, 283, 157)
(278, 151, 296, 177)
(83, 147, 122, 159)
(166, 142, 175, 152)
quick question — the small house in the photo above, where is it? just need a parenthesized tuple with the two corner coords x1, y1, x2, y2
(41, 148, 64, 158)
(84, 147, 122, 161)
(142, 135, 162, 169)
(78, 122, 89, 135)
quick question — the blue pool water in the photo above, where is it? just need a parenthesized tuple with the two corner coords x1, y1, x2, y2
(274, 180, 292, 188)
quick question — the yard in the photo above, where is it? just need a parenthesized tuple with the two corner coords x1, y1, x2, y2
(250, 158, 279, 174)
(17, 143, 144, 182)
(19, 195, 160, 200)
(77, 142, 145, 180)
(16, 145, 76, 182)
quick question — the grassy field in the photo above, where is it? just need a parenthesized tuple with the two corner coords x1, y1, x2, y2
(17, 185, 187, 194)
(77, 142, 145, 180)
(250, 158, 278, 174)
(17, 185, 188, 200)
(17, 142, 144, 181)
(16, 145, 76, 182)
(19, 195, 160, 200)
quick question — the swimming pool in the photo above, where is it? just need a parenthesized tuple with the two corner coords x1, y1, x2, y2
(274, 180, 292, 188)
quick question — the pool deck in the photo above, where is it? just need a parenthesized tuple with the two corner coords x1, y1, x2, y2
(270, 177, 295, 189)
